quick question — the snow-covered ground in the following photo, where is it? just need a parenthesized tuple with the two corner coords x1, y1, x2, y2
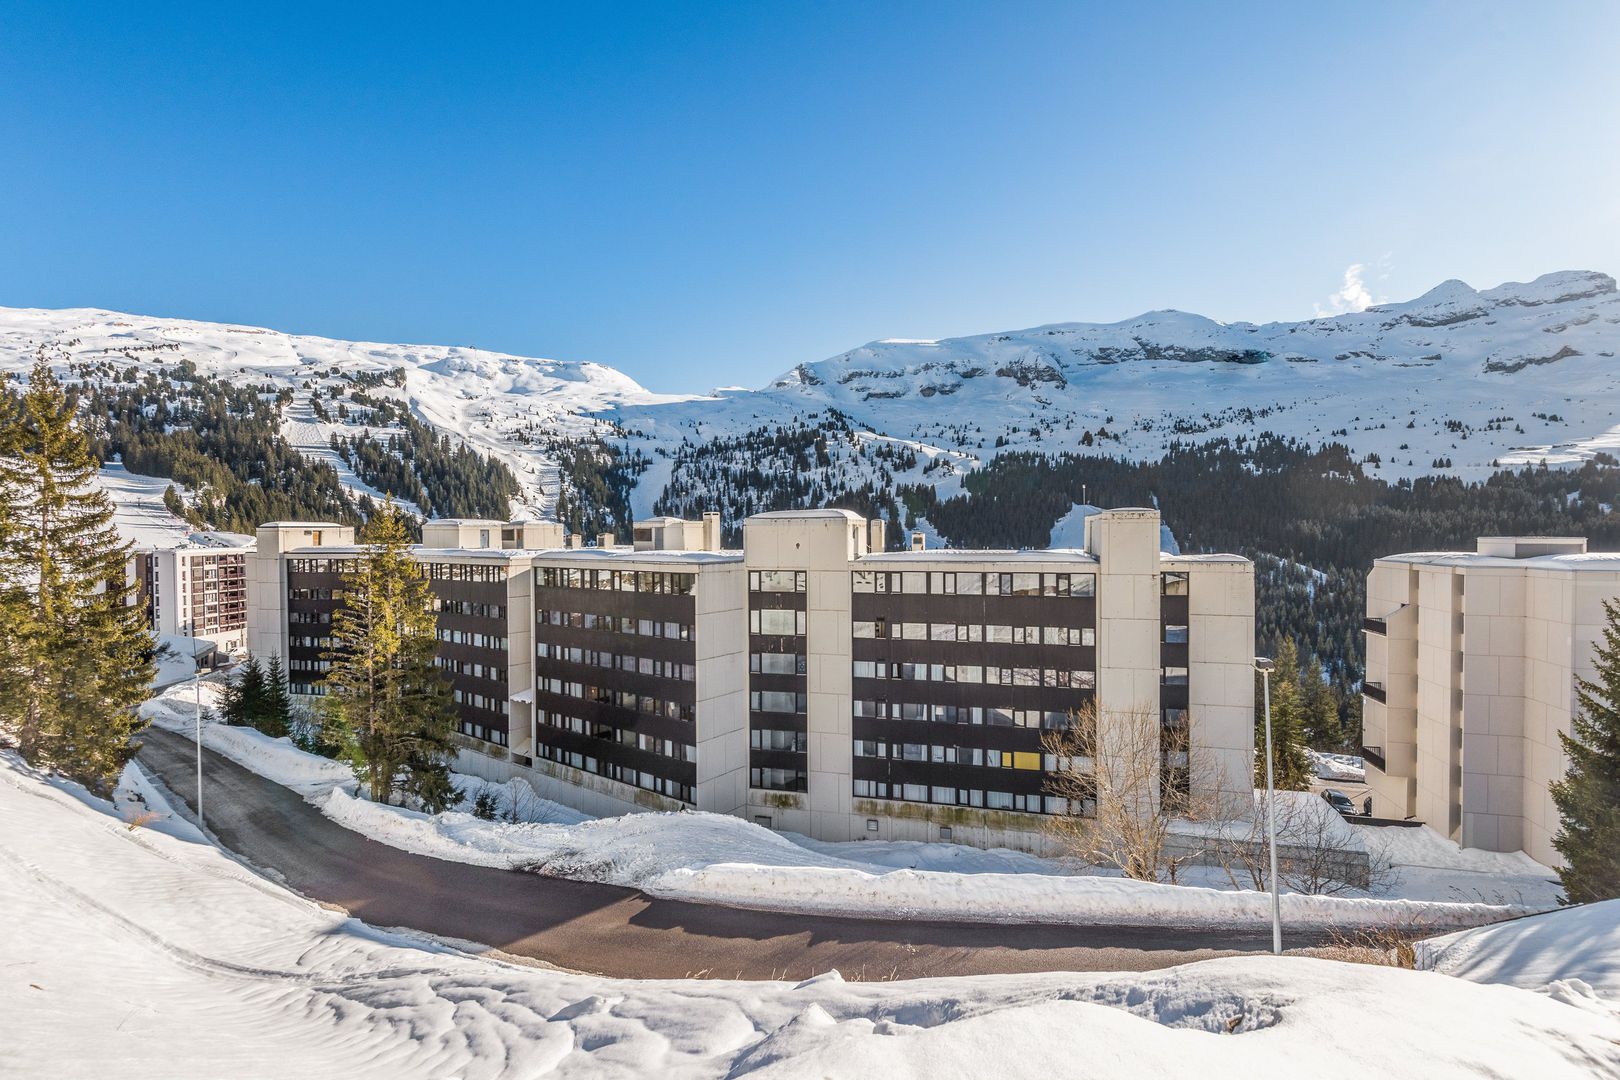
(143, 682, 1561, 930)
(95, 461, 192, 547)
(2, 750, 1616, 1079)
(1306, 749, 1366, 783)
(1419, 900, 1620, 1002)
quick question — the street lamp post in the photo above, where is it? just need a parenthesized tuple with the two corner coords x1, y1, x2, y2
(1253, 655, 1281, 955)
(193, 662, 205, 831)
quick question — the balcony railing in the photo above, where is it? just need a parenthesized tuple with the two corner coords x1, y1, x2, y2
(1363, 682, 1387, 703)
(1363, 616, 1387, 635)
(1362, 745, 1386, 772)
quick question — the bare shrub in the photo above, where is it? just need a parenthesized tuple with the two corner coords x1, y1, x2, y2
(1041, 702, 1233, 883)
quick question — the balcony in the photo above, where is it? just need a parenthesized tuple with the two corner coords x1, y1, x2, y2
(1363, 616, 1387, 635)
(1362, 745, 1386, 772)
(1363, 681, 1387, 704)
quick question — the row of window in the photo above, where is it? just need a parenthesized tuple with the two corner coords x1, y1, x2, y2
(289, 587, 340, 601)
(458, 720, 508, 746)
(435, 628, 508, 650)
(436, 599, 507, 619)
(289, 634, 331, 650)
(424, 562, 508, 583)
(289, 610, 331, 625)
(751, 767, 807, 792)
(289, 557, 360, 575)
(852, 660, 1097, 688)
(854, 570, 1096, 597)
(750, 652, 806, 675)
(535, 743, 693, 802)
(751, 728, 807, 752)
(539, 609, 693, 640)
(749, 570, 806, 593)
(853, 781, 1088, 815)
(537, 643, 696, 682)
(855, 700, 1075, 728)
(855, 621, 1096, 645)
(750, 608, 807, 636)
(537, 713, 696, 761)
(436, 657, 507, 682)
(453, 689, 508, 714)
(751, 690, 807, 714)
(538, 567, 696, 595)
(537, 684, 695, 722)
(855, 740, 1052, 769)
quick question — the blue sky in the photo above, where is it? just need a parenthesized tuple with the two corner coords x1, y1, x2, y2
(3, 2, 1617, 391)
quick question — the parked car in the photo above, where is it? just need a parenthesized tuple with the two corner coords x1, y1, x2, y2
(1321, 789, 1358, 817)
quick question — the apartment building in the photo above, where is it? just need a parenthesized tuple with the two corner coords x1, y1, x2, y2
(246, 507, 1255, 850)
(131, 533, 255, 655)
(1362, 536, 1620, 867)
(248, 518, 563, 754)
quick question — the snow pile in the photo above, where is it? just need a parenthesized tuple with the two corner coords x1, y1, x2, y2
(321, 785, 1525, 930)
(141, 681, 1553, 928)
(1419, 900, 1620, 1000)
(3, 753, 1617, 1079)
(1306, 749, 1366, 783)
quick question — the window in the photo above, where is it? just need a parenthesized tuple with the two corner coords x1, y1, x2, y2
(751, 608, 805, 635)
(1012, 572, 1041, 596)
(1164, 624, 1189, 644)
(1163, 666, 1189, 686)
(750, 690, 806, 714)
(752, 728, 807, 752)
(750, 652, 805, 675)
(750, 570, 805, 593)
(1163, 572, 1189, 596)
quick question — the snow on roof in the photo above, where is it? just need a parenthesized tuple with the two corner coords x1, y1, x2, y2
(860, 548, 1099, 565)
(746, 508, 865, 522)
(1379, 551, 1620, 572)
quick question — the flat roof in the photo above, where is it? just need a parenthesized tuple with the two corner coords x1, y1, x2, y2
(284, 545, 742, 564)
(746, 508, 865, 522)
(1378, 551, 1620, 572)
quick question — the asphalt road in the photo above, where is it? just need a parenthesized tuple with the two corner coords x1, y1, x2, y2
(136, 727, 1320, 980)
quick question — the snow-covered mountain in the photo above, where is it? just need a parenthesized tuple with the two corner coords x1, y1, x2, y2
(3, 269, 1618, 525)
(0, 306, 694, 517)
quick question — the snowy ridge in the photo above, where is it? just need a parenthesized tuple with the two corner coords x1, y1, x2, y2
(0, 305, 698, 519)
(4, 269, 1619, 530)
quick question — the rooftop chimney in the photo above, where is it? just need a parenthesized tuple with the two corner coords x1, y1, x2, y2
(601, 531, 615, 549)
(868, 518, 886, 553)
(702, 511, 722, 552)
(910, 531, 926, 552)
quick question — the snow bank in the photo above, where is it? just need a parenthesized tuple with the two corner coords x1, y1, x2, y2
(1306, 749, 1366, 783)
(1419, 900, 1620, 1000)
(140, 682, 1553, 928)
(322, 786, 1523, 930)
(3, 753, 1616, 1079)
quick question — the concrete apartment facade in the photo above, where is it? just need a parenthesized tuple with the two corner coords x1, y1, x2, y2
(1362, 536, 1620, 867)
(131, 533, 256, 656)
(245, 507, 1255, 851)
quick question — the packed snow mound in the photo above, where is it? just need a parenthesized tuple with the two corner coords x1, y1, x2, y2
(1306, 749, 1366, 783)
(1419, 899, 1620, 999)
(5, 753, 1617, 1079)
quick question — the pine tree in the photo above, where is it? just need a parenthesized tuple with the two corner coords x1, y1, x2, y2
(0, 358, 156, 794)
(1256, 638, 1313, 791)
(1301, 654, 1345, 750)
(228, 656, 267, 728)
(323, 501, 459, 807)
(261, 654, 292, 740)
(1550, 599, 1620, 903)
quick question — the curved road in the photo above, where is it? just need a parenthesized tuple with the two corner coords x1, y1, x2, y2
(137, 727, 1318, 980)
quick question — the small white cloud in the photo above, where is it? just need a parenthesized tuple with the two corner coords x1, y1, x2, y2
(1314, 263, 1378, 317)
